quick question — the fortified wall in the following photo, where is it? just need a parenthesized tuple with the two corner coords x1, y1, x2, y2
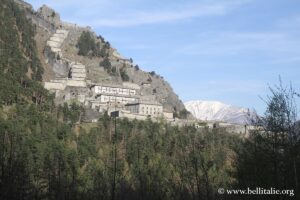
(14, 2, 186, 123)
(43, 27, 174, 122)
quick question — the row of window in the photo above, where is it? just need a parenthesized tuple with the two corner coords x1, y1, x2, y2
(141, 106, 161, 111)
(100, 95, 136, 103)
(95, 86, 136, 95)
(141, 110, 161, 115)
(125, 104, 163, 116)
(140, 105, 162, 116)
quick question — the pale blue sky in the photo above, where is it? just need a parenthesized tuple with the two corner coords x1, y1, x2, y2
(27, 0, 300, 114)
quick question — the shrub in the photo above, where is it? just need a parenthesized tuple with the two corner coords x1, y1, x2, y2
(134, 65, 139, 71)
(100, 57, 112, 72)
(179, 109, 189, 119)
(111, 66, 117, 76)
(77, 31, 96, 56)
(150, 71, 156, 76)
(120, 68, 130, 81)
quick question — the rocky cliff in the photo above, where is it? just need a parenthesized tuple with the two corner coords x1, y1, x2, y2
(17, 0, 186, 114)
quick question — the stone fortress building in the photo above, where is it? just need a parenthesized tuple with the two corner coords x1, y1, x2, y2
(13, 0, 255, 134)
(43, 26, 174, 122)
(125, 102, 163, 118)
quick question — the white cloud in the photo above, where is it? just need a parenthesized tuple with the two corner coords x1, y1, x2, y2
(175, 13, 300, 59)
(86, 4, 227, 27)
(177, 31, 300, 59)
(29, 0, 111, 10)
(27, 0, 251, 27)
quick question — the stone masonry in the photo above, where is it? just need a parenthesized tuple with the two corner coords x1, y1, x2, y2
(43, 28, 173, 122)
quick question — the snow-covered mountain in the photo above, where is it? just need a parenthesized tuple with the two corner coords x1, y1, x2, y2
(185, 101, 252, 125)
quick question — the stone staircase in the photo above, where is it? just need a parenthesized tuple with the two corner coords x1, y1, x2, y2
(46, 29, 68, 57)
(44, 29, 87, 90)
(69, 62, 86, 81)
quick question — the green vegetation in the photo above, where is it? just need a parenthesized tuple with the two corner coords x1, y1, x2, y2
(77, 31, 108, 57)
(51, 11, 56, 18)
(120, 67, 130, 81)
(0, 0, 43, 82)
(173, 107, 190, 120)
(77, 31, 96, 56)
(0, 1, 299, 200)
(150, 71, 156, 76)
(100, 59, 129, 80)
(100, 57, 111, 70)
(134, 64, 140, 71)
(0, 0, 48, 106)
(111, 66, 117, 75)
(179, 108, 189, 119)
(235, 80, 300, 198)
(61, 102, 83, 126)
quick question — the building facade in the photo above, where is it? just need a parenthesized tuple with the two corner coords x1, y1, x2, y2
(96, 94, 137, 104)
(94, 85, 137, 96)
(125, 102, 163, 118)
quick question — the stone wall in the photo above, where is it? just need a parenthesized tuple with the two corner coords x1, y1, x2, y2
(32, 3, 190, 122)
(66, 80, 87, 87)
(163, 111, 174, 120)
(44, 82, 66, 91)
(125, 102, 163, 118)
(46, 29, 68, 55)
(69, 63, 86, 81)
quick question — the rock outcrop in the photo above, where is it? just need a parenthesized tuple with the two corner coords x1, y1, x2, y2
(18, 2, 188, 119)
(37, 5, 61, 28)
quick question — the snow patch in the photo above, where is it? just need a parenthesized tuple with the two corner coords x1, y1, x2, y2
(185, 100, 252, 125)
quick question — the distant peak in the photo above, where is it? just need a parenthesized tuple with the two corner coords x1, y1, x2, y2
(184, 100, 252, 125)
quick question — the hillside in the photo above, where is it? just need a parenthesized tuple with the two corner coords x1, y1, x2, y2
(15, 1, 186, 119)
(1, 2, 236, 199)
(0, 3, 237, 200)
(1, 1, 299, 200)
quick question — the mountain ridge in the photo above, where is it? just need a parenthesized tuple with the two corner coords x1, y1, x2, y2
(185, 100, 252, 125)
(16, 0, 188, 118)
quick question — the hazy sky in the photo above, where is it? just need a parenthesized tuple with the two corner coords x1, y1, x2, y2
(27, 0, 300, 114)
